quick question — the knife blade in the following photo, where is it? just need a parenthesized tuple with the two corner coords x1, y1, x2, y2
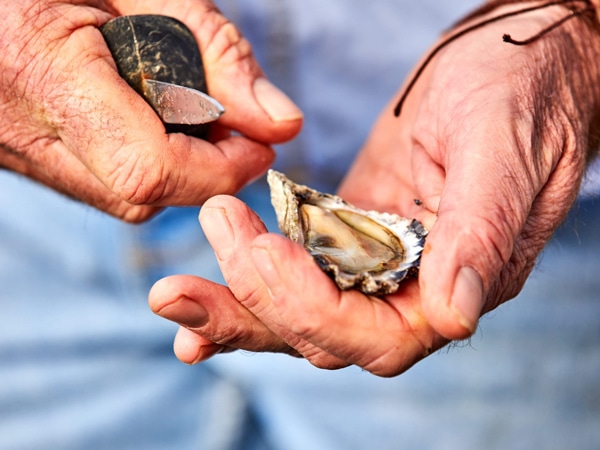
(144, 79, 225, 125)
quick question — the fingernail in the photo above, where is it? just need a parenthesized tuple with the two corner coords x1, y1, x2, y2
(253, 78, 303, 122)
(201, 207, 234, 260)
(160, 296, 208, 329)
(449, 267, 483, 334)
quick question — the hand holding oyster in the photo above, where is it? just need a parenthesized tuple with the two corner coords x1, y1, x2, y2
(267, 170, 428, 296)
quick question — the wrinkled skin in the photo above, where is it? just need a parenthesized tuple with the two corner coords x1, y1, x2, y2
(0, 0, 303, 222)
(150, 3, 600, 376)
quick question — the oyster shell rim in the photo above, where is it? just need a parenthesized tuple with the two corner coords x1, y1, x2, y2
(267, 170, 428, 296)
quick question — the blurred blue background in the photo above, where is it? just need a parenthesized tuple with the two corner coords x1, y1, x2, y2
(1, 1, 599, 449)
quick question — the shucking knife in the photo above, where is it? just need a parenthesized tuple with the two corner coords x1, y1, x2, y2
(100, 15, 224, 138)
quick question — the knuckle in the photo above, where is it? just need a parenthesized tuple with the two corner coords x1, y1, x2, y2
(236, 283, 267, 312)
(463, 216, 513, 276)
(461, 205, 516, 267)
(285, 313, 323, 341)
(107, 157, 170, 206)
(200, 15, 254, 67)
(207, 321, 273, 352)
(213, 322, 249, 347)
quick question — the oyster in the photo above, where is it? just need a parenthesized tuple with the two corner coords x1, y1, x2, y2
(267, 170, 427, 296)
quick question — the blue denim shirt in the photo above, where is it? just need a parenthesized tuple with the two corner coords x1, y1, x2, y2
(3, 2, 600, 449)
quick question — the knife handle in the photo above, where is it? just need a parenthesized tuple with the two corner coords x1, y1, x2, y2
(100, 15, 209, 138)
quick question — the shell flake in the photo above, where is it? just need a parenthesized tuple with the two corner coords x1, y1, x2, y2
(267, 170, 427, 296)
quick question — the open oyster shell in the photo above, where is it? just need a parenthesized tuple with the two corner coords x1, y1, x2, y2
(267, 170, 427, 296)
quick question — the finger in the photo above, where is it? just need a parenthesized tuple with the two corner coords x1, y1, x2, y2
(173, 326, 227, 364)
(200, 195, 349, 369)
(149, 275, 292, 355)
(192, 9, 304, 142)
(250, 234, 449, 377)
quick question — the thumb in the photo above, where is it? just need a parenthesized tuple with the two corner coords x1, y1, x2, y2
(187, 8, 303, 143)
(417, 116, 537, 341)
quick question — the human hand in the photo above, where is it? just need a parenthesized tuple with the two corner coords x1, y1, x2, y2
(0, 0, 302, 222)
(149, 3, 600, 376)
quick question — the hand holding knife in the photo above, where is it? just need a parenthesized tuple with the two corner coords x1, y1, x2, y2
(100, 15, 224, 137)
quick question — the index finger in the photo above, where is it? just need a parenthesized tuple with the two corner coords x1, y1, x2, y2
(199, 195, 349, 370)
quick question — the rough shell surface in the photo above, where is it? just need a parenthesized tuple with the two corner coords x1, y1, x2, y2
(267, 170, 427, 296)
(100, 15, 209, 138)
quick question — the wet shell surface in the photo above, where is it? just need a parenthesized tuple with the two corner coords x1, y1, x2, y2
(267, 170, 427, 296)
(100, 15, 209, 138)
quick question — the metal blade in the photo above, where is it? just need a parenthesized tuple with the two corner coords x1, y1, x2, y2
(144, 79, 225, 125)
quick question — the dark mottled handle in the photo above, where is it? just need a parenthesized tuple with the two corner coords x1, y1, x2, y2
(100, 15, 209, 138)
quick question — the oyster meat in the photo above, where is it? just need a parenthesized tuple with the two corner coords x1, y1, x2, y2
(267, 170, 427, 296)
